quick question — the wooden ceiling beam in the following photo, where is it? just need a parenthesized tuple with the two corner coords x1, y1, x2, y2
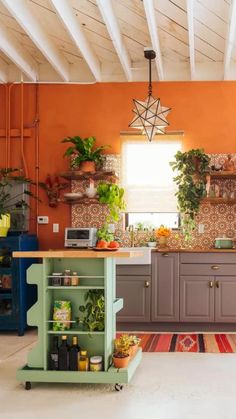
(224, 0, 236, 80)
(143, 0, 164, 81)
(2, 0, 70, 82)
(0, 22, 38, 81)
(51, 0, 101, 82)
(96, 0, 132, 81)
(186, 0, 195, 80)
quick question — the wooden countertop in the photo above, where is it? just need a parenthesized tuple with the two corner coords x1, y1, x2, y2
(152, 247, 236, 253)
(13, 249, 143, 259)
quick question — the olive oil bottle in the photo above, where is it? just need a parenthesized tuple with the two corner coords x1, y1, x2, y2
(69, 336, 80, 371)
(58, 335, 69, 370)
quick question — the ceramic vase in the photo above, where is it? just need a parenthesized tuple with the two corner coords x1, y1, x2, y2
(158, 236, 167, 248)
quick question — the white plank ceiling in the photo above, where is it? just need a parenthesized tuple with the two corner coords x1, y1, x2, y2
(0, 0, 234, 83)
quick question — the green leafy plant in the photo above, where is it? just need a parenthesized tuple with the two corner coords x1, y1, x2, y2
(96, 224, 114, 242)
(114, 334, 131, 358)
(61, 135, 110, 169)
(97, 182, 126, 223)
(148, 234, 156, 242)
(0, 168, 37, 219)
(128, 335, 141, 346)
(78, 290, 105, 332)
(170, 149, 210, 242)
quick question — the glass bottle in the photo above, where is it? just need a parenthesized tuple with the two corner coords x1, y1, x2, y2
(69, 336, 81, 371)
(58, 335, 69, 370)
(63, 269, 71, 286)
(49, 336, 59, 370)
(79, 350, 89, 371)
(71, 271, 79, 286)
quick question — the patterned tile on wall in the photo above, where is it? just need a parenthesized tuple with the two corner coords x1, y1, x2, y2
(71, 153, 236, 249)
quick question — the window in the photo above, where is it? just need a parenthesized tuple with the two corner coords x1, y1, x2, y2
(121, 135, 183, 224)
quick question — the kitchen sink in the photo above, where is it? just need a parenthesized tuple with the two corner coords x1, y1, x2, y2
(115, 247, 151, 265)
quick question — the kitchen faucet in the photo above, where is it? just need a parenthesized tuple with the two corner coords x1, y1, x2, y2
(129, 225, 135, 247)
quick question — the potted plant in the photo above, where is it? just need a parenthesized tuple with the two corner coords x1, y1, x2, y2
(170, 149, 210, 243)
(155, 225, 171, 248)
(97, 182, 126, 223)
(147, 234, 157, 248)
(78, 290, 105, 332)
(0, 168, 37, 237)
(113, 334, 131, 368)
(61, 135, 110, 172)
(128, 335, 141, 357)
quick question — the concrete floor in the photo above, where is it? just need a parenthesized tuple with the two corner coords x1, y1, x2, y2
(1, 331, 236, 419)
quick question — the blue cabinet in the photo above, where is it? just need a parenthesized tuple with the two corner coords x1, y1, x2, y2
(0, 234, 38, 335)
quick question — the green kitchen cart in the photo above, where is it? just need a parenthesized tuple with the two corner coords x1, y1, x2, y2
(13, 250, 142, 390)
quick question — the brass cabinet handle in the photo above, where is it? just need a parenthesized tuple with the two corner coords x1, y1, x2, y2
(145, 281, 150, 288)
(216, 280, 219, 289)
(162, 253, 169, 257)
(209, 280, 213, 288)
(211, 265, 220, 270)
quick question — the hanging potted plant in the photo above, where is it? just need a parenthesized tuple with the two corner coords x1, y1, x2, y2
(97, 182, 126, 223)
(61, 135, 110, 172)
(170, 149, 210, 243)
(0, 168, 37, 237)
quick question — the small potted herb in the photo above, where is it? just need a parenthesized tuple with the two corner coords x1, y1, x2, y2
(128, 335, 141, 357)
(147, 235, 157, 248)
(113, 335, 130, 369)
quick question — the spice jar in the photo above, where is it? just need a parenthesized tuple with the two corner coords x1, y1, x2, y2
(90, 356, 103, 372)
(71, 271, 79, 286)
(63, 269, 71, 286)
(79, 350, 89, 371)
(51, 273, 62, 286)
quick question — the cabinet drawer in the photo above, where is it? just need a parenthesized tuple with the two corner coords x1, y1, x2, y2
(180, 264, 236, 276)
(180, 253, 236, 264)
(116, 265, 151, 276)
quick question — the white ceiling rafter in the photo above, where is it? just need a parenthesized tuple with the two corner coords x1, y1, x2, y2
(0, 22, 38, 81)
(50, 0, 101, 82)
(224, 0, 236, 80)
(186, 0, 195, 80)
(1, 0, 70, 82)
(142, 0, 164, 81)
(96, 0, 132, 81)
(0, 56, 8, 82)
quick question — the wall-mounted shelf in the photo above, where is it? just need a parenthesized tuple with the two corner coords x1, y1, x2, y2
(202, 198, 236, 204)
(60, 170, 117, 181)
(210, 171, 236, 179)
(62, 197, 103, 205)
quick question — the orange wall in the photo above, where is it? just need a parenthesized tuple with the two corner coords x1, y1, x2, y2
(1, 81, 236, 249)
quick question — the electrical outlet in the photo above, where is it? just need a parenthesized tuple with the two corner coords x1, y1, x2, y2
(37, 216, 49, 224)
(53, 223, 59, 233)
(198, 224, 205, 234)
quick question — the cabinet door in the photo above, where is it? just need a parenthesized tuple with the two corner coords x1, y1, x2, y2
(215, 277, 236, 322)
(116, 275, 151, 322)
(152, 252, 179, 322)
(180, 276, 214, 322)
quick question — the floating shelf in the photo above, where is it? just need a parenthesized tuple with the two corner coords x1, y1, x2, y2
(210, 171, 236, 179)
(202, 197, 236, 204)
(60, 170, 118, 181)
(62, 197, 102, 205)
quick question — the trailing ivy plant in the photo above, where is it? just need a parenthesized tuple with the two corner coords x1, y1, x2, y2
(97, 182, 126, 223)
(170, 149, 210, 243)
(78, 290, 105, 332)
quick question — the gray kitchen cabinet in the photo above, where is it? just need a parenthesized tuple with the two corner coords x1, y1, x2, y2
(180, 275, 215, 322)
(116, 265, 151, 322)
(152, 252, 179, 322)
(180, 253, 236, 323)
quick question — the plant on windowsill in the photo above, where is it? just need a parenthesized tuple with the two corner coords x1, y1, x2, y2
(170, 149, 210, 243)
(147, 234, 157, 248)
(0, 168, 37, 236)
(61, 135, 110, 172)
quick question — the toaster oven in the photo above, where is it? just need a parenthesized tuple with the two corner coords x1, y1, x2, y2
(64, 228, 97, 248)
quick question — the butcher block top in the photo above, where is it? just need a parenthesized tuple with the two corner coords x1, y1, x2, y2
(153, 248, 236, 253)
(13, 249, 142, 259)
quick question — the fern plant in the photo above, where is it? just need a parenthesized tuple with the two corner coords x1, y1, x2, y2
(61, 136, 109, 169)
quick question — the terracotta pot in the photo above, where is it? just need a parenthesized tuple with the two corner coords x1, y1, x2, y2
(129, 344, 138, 358)
(113, 354, 130, 369)
(79, 161, 96, 173)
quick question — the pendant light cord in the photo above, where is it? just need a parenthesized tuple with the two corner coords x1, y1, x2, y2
(148, 57, 152, 96)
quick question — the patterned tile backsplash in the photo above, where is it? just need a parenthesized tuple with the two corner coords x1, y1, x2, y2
(72, 153, 236, 249)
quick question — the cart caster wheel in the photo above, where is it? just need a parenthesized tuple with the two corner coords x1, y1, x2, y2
(25, 382, 31, 390)
(115, 383, 123, 391)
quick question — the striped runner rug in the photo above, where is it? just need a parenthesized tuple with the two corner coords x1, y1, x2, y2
(119, 334, 236, 353)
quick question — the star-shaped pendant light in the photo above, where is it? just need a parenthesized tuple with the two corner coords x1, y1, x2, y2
(129, 49, 171, 142)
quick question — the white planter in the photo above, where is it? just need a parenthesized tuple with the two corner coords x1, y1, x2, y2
(147, 242, 157, 248)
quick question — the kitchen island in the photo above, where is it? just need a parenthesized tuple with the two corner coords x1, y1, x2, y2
(13, 249, 142, 390)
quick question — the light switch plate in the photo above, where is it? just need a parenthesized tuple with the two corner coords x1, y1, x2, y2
(53, 223, 59, 233)
(198, 223, 204, 234)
